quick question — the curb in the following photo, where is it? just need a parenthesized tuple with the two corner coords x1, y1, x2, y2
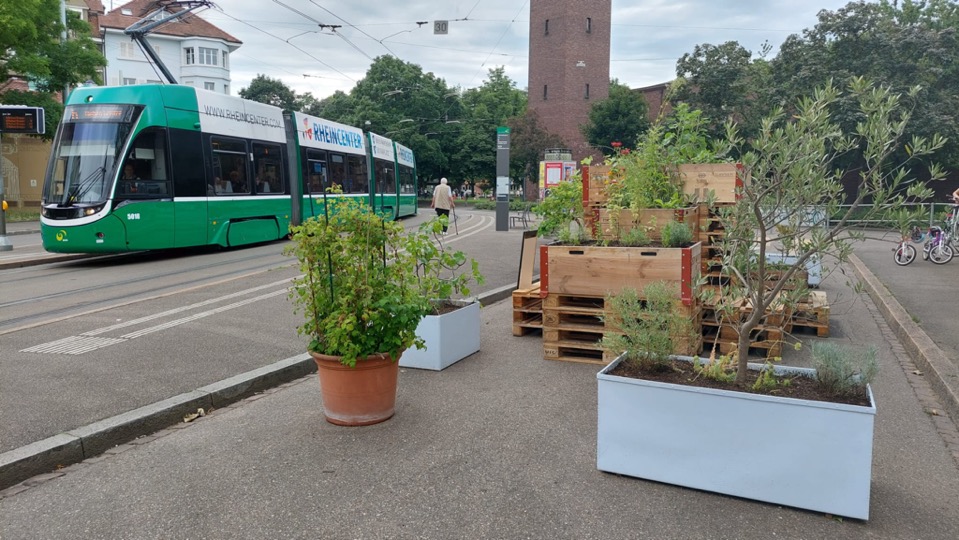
(0, 354, 316, 490)
(0, 284, 524, 491)
(0, 253, 92, 271)
(849, 254, 959, 422)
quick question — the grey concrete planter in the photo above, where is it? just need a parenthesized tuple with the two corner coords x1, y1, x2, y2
(597, 354, 876, 520)
(399, 300, 480, 371)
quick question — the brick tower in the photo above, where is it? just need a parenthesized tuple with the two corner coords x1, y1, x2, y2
(528, 0, 611, 161)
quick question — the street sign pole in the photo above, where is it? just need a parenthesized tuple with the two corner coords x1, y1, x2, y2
(495, 127, 510, 231)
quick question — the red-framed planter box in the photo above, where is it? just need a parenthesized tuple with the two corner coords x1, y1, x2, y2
(540, 242, 701, 306)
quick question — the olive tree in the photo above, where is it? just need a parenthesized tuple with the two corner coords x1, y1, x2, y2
(713, 77, 945, 384)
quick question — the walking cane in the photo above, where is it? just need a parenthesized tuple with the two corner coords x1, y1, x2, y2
(452, 206, 459, 235)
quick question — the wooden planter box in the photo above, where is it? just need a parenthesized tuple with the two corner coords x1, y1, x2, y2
(596, 206, 700, 242)
(582, 165, 617, 206)
(540, 242, 701, 306)
(677, 163, 744, 204)
(597, 354, 876, 520)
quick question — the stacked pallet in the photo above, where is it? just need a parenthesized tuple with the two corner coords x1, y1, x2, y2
(697, 203, 732, 302)
(541, 293, 704, 365)
(512, 282, 543, 336)
(785, 290, 830, 337)
(702, 297, 787, 360)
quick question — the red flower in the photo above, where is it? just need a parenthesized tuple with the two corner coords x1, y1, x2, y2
(610, 141, 622, 148)
(621, 148, 630, 155)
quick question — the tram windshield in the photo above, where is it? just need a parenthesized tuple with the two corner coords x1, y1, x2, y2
(42, 104, 140, 207)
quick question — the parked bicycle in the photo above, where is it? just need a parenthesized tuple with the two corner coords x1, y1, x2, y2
(921, 225, 954, 264)
(893, 230, 918, 266)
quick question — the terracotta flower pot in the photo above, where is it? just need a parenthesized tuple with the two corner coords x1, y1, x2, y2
(310, 351, 401, 426)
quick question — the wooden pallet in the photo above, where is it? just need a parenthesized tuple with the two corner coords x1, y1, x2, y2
(702, 330, 783, 360)
(787, 290, 830, 337)
(512, 282, 543, 336)
(543, 340, 614, 365)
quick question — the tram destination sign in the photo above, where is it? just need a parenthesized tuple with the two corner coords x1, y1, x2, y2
(0, 106, 45, 134)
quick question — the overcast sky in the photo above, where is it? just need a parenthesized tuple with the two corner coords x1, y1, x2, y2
(189, 0, 855, 98)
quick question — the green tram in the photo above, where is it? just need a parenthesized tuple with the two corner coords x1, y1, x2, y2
(40, 84, 418, 253)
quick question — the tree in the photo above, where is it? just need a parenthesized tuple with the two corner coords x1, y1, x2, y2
(508, 109, 566, 191)
(239, 75, 298, 110)
(770, 0, 959, 167)
(713, 78, 945, 385)
(451, 68, 527, 185)
(1, 0, 103, 89)
(0, 1, 104, 139)
(674, 41, 773, 144)
(581, 80, 650, 153)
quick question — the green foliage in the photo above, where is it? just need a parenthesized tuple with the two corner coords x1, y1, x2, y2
(582, 79, 651, 150)
(533, 172, 586, 239)
(407, 217, 485, 310)
(605, 103, 724, 210)
(286, 197, 433, 367)
(675, 41, 774, 144)
(751, 361, 792, 393)
(811, 342, 879, 398)
(239, 74, 298, 110)
(770, 0, 959, 167)
(693, 354, 736, 383)
(619, 226, 651, 247)
(660, 221, 694, 248)
(508, 109, 567, 188)
(0, 2, 104, 91)
(602, 282, 696, 372)
(714, 78, 945, 385)
(472, 199, 495, 210)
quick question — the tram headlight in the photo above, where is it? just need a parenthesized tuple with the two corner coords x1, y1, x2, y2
(84, 204, 105, 216)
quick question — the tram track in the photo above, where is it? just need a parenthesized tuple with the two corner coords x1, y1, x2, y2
(0, 213, 494, 336)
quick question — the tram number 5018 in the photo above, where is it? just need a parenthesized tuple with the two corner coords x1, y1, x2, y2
(127, 213, 141, 220)
(434, 20, 448, 35)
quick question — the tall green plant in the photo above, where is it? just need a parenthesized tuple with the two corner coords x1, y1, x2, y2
(287, 197, 432, 367)
(407, 217, 485, 309)
(714, 77, 945, 385)
(605, 104, 726, 211)
(601, 282, 697, 372)
(533, 169, 587, 243)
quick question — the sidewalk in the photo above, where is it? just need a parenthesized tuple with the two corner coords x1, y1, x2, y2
(1, 246, 959, 538)
(0, 221, 92, 269)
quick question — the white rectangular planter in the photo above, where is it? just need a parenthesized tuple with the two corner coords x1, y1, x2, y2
(597, 354, 876, 520)
(399, 300, 480, 371)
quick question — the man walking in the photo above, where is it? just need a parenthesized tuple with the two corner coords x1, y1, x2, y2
(431, 177, 455, 233)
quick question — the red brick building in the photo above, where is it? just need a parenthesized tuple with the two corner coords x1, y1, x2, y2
(528, 0, 611, 162)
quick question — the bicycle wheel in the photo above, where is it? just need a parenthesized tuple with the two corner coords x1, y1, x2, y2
(894, 243, 917, 266)
(929, 243, 955, 264)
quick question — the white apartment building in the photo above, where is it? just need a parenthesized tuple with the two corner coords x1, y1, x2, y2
(98, 0, 241, 94)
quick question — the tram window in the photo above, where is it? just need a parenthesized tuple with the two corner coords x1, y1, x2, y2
(211, 136, 249, 195)
(398, 167, 416, 195)
(253, 143, 284, 195)
(119, 128, 170, 198)
(347, 155, 368, 194)
(374, 159, 396, 195)
(306, 149, 328, 193)
(326, 154, 347, 192)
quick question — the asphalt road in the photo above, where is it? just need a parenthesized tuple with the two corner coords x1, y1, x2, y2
(0, 210, 538, 454)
